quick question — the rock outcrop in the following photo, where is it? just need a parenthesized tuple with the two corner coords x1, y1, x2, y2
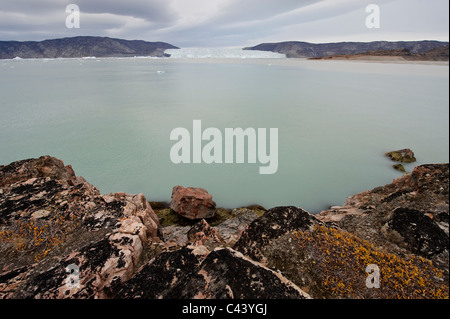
(1, 157, 448, 299)
(170, 186, 216, 220)
(318, 164, 449, 280)
(0, 156, 160, 298)
(0, 157, 308, 299)
(117, 245, 310, 299)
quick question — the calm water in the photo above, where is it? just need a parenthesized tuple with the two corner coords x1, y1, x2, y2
(0, 56, 448, 213)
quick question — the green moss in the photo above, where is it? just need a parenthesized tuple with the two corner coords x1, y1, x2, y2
(208, 208, 234, 226)
(154, 208, 184, 227)
(148, 201, 170, 210)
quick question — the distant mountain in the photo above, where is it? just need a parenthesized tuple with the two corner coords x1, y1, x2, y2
(0, 36, 179, 59)
(243, 41, 449, 58)
(309, 45, 449, 61)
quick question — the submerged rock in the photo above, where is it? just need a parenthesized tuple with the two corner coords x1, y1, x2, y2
(385, 148, 417, 163)
(392, 164, 406, 172)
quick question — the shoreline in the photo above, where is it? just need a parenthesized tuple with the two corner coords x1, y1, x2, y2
(0, 156, 448, 299)
(3, 54, 448, 67)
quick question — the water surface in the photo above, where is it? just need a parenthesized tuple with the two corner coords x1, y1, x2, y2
(0, 56, 448, 213)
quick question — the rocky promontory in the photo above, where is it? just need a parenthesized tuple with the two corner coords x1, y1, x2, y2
(0, 36, 179, 59)
(243, 40, 449, 59)
(0, 156, 448, 299)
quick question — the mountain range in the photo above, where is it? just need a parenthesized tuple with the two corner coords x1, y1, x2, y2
(1, 37, 449, 60)
(243, 40, 449, 58)
(0, 36, 179, 59)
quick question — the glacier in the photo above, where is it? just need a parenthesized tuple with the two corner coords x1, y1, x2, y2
(165, 48, 286, 59)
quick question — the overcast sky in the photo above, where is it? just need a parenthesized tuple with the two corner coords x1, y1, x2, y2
(0, 0, 448, 47)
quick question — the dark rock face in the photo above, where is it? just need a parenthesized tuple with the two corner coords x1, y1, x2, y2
(168, 247, 310, 299)
(234, 206, 323, 263)
(243, 40, 449, 58)
(387, 208, 448, 258)
(0, 36, 179, 59)
(115, 245, 209, 299)
(117, 245, 309, 299)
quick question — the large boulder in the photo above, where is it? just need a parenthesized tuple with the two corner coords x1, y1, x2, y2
(234, 206, 323, 264)
(170, 186, 216, 220)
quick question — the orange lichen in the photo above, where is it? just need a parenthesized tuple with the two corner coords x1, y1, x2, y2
(0, 211, 79, 261)
(293, 225, 448, 299)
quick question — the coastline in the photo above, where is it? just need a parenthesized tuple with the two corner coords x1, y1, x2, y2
(0, 156, 448, 299)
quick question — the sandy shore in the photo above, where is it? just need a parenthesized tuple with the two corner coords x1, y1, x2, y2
(306, 55, 449, 66)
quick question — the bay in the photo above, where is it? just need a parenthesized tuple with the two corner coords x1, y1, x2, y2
(0, 55, 448, 213)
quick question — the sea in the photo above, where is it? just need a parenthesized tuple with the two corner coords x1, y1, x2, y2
(0, 48, 448, 213)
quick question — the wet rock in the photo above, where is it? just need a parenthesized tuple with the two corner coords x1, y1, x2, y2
(234, 206, 323, 263)
(170, 186, 216, 220)
(385, 148, 417, 163)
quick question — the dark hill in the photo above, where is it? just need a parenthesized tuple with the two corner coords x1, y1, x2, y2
(244, 40, 449, 58)
(0, 36, 179, 59)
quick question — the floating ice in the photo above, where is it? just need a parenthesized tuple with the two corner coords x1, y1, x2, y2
(165, 48, 286, 59)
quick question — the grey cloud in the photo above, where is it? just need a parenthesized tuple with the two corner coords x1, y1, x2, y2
(0, 0, 448, 46)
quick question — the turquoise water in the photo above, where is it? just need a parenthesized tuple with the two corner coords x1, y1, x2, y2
(0, 57, 448, 213)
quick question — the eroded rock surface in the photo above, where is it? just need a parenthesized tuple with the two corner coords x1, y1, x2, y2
(234, 206, 324, 264)
(0, 156, 160, 299)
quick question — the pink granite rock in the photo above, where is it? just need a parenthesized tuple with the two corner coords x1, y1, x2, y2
(170, 186, 216, 220)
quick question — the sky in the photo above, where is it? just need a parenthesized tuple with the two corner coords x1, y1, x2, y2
(0, 0, 448, 47)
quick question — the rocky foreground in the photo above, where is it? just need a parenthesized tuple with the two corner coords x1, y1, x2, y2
(0, 156, 448, 299)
